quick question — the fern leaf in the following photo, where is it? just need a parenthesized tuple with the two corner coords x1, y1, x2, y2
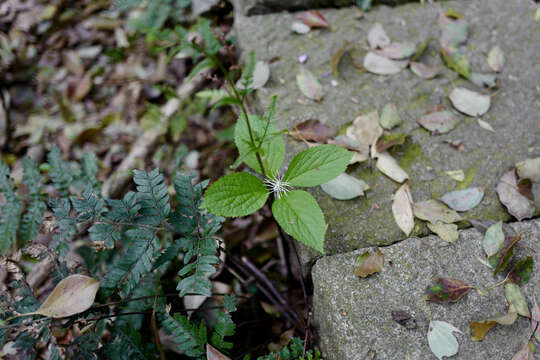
(20, 158, 46, 243)
(102, 324, 150, 360)
(152, 238, 182, 270)
(81, 152, 99, 186)
(160, 313, 205, 358)
(210, 295, 236, 350)
(102, 228, 157, 297)
(88, 223, 120, 248)
(105, 191, 140, 222)
(133, 169, 170, 226)
(71, 185, 106, 221)
(0, 161, 23, 254)
(49, 198, 77, 256)
(47, 146, 73, 194)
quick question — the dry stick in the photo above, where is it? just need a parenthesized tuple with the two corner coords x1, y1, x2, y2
(101, 67, 212, 198)
(229, 256, 300, 328)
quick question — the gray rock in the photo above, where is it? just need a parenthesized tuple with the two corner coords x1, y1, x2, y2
(312, 218, 540, 359)
(233, 0, 417, 16)
(234, 0, 540, 262)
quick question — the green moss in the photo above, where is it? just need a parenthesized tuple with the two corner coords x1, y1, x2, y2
(396, 141, 423, 171)
(456, 163, 479, 189)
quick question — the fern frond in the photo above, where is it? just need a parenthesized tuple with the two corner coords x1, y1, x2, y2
(102, 228, 157, 297)
(210, 295, 236, 350)
(160, 313, 205, 358)
(88, 223, 120, 249)
(81, 152, 99, 186)
(133, 169, 170, 226)
(20, 158, 46, 244)
(103, 324, 150, 360)
(0, 161, 23, 254)
(47, 146, 73, 194)
(71, 185, 106, 221)
(105, 191, 140, 222)
(49, 198, 77, 256)
(152, 238, 182, 271)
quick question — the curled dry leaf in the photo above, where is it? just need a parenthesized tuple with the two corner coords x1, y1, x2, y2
(417, 110, 459, 134)
(367, 22, 390, 49)
(427, 222, 459, 244)
(207, 343, 231, 360)
(449, 87, 490, 117)
(391, 310, 417, 329)
(296, 66, 323, 101)
(504, 282, 530, 317)
(410, 62, 440, 79)
(511, 342, 535, 360)
(426, 277, 472, 303)
(440, 187, 484, 212)
(487, 45, 504, 72)
(392, 183, 414, 236)
(413, 199, 463, 224)
(496, 170, 535, 221)
(354, 247, 383, 278)
(378, 103, 401, 130)
(347, 110, 382, 151)
(363, 52, 408, 75)
(297, 10, 329, 28)
(321, 173, 369, 200)
(291, 21, 310, 34)
(516, 157, 540, 182)
(330, 41, 354, 77)
(376, 152, 408, 183)
(375, 42, 416, 60)
(427, 320, 462, 360)
(73, 73, 93, 101)
(24, 274, 99, 318)
(375, 133, 407, 153)
(289, 120, 335, 143)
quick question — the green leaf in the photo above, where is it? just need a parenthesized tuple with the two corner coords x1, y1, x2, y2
(272, 190, 325, 253)
(203, 172, 269, 217)
(234, 114, 285, 175)
(507, 257, 533, 286)
(441, 46, 470, 79)
(482, 221, 504, 257)
(284, 145, 352, 187)
(211, 96, 242, 112)
(504, 283, 530, 317)
(187, 57, 215, 80)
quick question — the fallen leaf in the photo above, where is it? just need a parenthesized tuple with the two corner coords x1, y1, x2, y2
(367, 23, 390, 49)
(469, 72, 498, 89)
(378, 103, 402, 130)
(496, 170, 535, 221)
(363, 52, 408, 75)
(297, 10, 329, 28)
(441, 46, 470, 78)
(445, 8, 464, 19)
(426, 278, 472, 302)
(516, 158, 540, 182)
(321, 173, 369, 200)
(440, 187, 484, 212)
(517, 178, 534, 201)
(417, 110, 459, 134)
(21, 275, 99, 318)
(427, 320, 462, 360)
(469, 305, 518, 341)
(376, 133, 407, 153)
(439, 16, 468, 47)
(376, 152, 408, 183)
(207, 343, 231, 360)
(291, 21, 310, 34)
(487, 45, 504, 72)
(411, 38, 432, 61)
(375, 42, 416, 60)
(392, 183, 414, 236)
(449, 87, 490, 117)
(410, 62, 440, 79)
(488, 235, 520, 275)
(443, 139, 465, 151)
(330, 42, 354, 77)
(63, 50, 84, 76)
(296, 66, 323, 101)
(413, 199, 463, 224)
(470, 219, 517, 238)
(329, 135, 369, 164)
(504, 282, 530, 317)
(482, 221, 505, 257)
(511, 341, 535, 360)
(507, 256, 533, 286)
(354, 247, 383, 278)
(289, 120, 335, 143)
(427, 222, 459, 243)
(445, 170, 465, 182)
(250, 61, 270, 89)
(391, 310, 417, 329)
(73, 73, 93, 101)
(347, 110, 382, 150)
(477, 119, 495, 132)
(532, 297, 540, 342)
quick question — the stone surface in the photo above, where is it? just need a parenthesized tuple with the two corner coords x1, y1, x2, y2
(232, 0, 409, 16)
(235, 0, 540, 260)
(312, 218, 540, 359)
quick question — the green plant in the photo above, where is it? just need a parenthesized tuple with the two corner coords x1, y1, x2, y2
(116, 0, 192, 32)
(153, 19, 353, 253)
(0, 148, 236, 358)
(255, 337, 323, 360)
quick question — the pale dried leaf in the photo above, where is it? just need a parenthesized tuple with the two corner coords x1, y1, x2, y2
(364, 52, 408, 75)
(427, 222, 459, 243)
(392, 183, 414, 236)
(516, 158, 540, 182)
(496, 170, 535, 221)
(367, 23, 390, 49)
(413, 199, 463, 224)
(449, 87, 490, 117)
(376, 152, 408, 183)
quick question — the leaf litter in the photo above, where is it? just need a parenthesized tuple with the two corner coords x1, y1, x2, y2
(392, 183, 414, 236)
(354, 247, 383, 278)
